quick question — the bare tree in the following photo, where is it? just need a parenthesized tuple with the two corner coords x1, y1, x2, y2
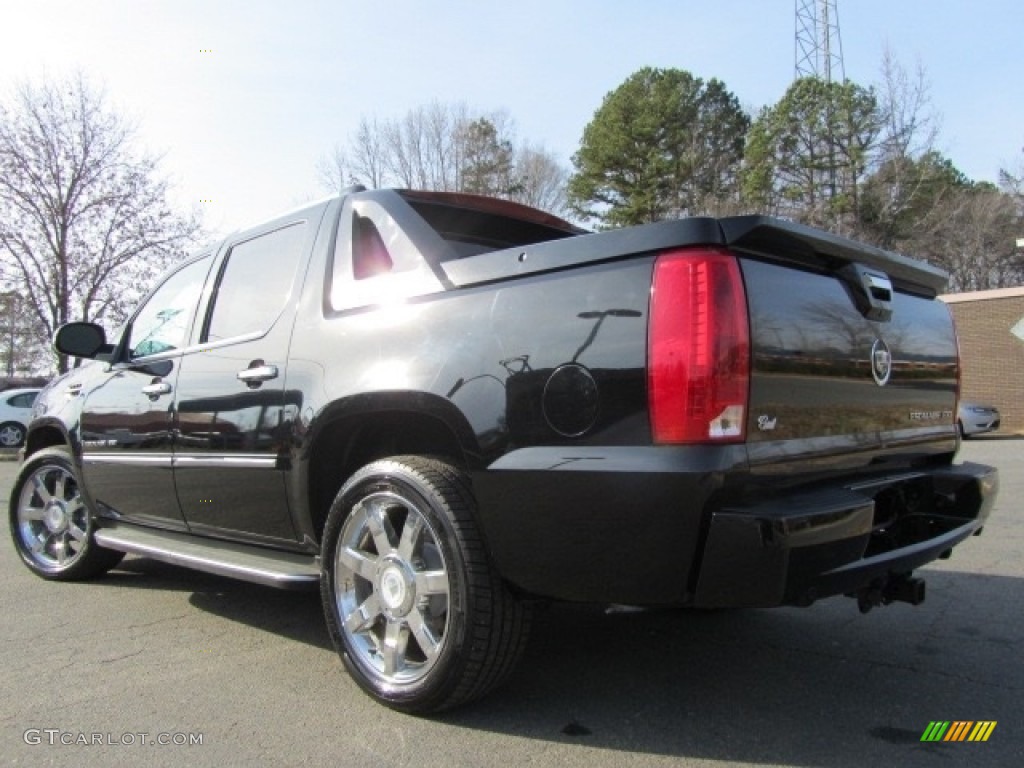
(510, 143, 568, 214)
(350, 117, 388, 189)
(0, 290, 43, 376)
(316, 143, 353, 194)
(918, 184, 1022, 291)
(318, 102, 572, 216)
(383, 108, 424, 188)
(855, 49, 946, 248)
(1000, 147, 1023, 211)
(0, 74, 202, 373)
(376, 103, 455, 190)
(876, 46, 939, 163)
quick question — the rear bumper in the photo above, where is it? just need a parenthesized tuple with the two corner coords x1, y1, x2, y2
(693, 462, 998, 608)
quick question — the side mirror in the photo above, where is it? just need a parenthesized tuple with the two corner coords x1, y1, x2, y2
(54, 322, 111, 360)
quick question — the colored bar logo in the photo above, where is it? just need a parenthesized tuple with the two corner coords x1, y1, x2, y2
(921, 721, 997, 742)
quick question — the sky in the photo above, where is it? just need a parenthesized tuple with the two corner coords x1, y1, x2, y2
(1, 0, 1021, 238)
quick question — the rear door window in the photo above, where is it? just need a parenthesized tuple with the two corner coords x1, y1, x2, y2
(204, 223, 307, 343)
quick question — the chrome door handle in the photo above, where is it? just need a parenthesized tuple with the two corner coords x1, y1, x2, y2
(237, 364, 278, 384)
(141, 380, 172, 397)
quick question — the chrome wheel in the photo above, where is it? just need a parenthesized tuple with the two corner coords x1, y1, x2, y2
(15, 461, 90, 571)
(334, 490, 451, 685)
(0, 422, 25, 447)
(322, 456, 530, 712)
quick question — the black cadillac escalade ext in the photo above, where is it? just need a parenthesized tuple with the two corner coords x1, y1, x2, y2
(9, 187, 997, 712)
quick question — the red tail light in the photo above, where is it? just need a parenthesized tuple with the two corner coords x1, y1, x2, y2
(648, 247, 750, 444)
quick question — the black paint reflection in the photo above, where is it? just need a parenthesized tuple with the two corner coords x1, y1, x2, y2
(743, 258, 957, 444)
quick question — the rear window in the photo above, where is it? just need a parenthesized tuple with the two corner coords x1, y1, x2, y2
(398, 192, 582, 259)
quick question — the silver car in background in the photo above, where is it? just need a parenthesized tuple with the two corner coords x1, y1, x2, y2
(0, 388, 41, 448)
(958, 401, 1000, 438)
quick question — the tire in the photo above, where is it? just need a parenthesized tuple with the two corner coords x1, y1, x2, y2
(9, 447, 124, 580)
(0, 421, 26, 448)
(321, 456, 531, 713)
(958, 421, 970, 439)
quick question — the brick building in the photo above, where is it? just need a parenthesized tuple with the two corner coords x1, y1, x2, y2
(940, 287, 1024, 434)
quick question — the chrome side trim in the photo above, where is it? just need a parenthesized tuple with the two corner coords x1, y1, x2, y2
(173, 454, 277, 468)
(82, 453, 276, 469)
(83, 454, 173, 467)
(125, 330, 265, 365)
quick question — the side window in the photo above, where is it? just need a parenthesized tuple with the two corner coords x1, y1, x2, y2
(353, 215, 393, 280)
(8, 392, 37, 408)
(329, 196, 447, 312)
(205, 222, 306, 342)
(130, 255, 213, 358)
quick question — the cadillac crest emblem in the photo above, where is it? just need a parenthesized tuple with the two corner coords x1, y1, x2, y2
(870, 338, 892, 386)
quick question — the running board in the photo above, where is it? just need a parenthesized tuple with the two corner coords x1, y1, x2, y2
(94, 524, 320, 590)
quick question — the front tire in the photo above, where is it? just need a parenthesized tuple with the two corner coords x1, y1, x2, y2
(9, 447, 124, 580)
(321, 456, 530, 713)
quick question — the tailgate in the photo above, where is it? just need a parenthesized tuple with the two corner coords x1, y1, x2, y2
(721, 217, 958, 470)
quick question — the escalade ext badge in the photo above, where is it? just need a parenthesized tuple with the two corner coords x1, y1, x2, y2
(871, 338, 892, 386)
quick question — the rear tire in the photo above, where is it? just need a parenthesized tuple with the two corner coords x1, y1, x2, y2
(321, 456, 530, 713)
(9, 447, 124, 580)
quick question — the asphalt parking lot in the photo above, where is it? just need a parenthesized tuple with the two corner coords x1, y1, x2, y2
(2, 440, 1021, 768)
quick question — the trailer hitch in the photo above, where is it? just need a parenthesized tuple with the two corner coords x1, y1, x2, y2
(850, 574, 926, 614)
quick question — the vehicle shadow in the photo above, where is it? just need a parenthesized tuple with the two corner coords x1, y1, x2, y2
(106, 556, 332, 652)
(442, 568, 1022, 768)
(102, 558, 1020, 767)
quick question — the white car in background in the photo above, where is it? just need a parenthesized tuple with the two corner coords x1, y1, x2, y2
(0, 388, 41, 447)
(958, 401, 1000, 438)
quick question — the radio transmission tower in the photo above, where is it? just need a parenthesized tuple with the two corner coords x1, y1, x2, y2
(795, 0, 845, 82)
